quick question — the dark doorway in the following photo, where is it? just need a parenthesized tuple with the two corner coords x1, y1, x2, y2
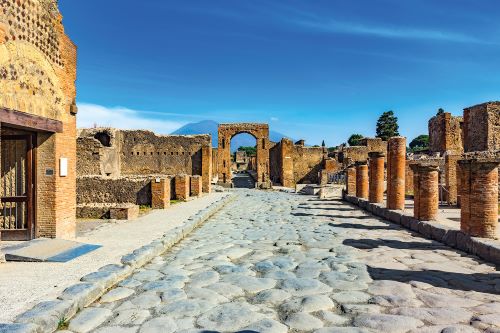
(1, 131, 36, 240)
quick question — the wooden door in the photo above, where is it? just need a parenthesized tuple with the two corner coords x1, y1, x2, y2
(1, 134, 35, 240)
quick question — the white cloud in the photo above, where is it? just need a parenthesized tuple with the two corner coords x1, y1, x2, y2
(77, 103, 185, 134)
(294, 19, 488, 44)
(270, 117, 279, 121)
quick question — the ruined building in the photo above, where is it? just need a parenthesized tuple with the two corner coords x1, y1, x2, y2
(0, 0, 77, 240)
(77, 128, 212, 218)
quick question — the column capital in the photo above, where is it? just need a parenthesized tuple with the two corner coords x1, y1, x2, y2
(368, 151, 386, 159)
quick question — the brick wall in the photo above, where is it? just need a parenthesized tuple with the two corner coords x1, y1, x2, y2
(463, 102, 500, 153)
(428, 112, 463, 155)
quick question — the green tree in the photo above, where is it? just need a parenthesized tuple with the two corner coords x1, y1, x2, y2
(437, 108, 445, 116)
(376, 111, 400, 141)
(237, 146, 256, 156)
(347, 134, 364, 146)
(409, 135, 429, 152)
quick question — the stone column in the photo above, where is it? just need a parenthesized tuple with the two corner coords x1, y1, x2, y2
(458, 159, 499, 238)
(410, 164, 439, 221)
(368, 152, 385, 203)
(190, 175, 203, 197)
(345, 165, 356, 196)
(356, 162, 369, 200)
(175, 174, 190, 201)
(151, 177, 171, 209)
(387, 137, 406, 210)
(201, 146, 212, 193)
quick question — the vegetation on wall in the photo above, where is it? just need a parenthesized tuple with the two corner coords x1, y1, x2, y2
(409, 134, 430, 152)
(237, 146, 257, 156)
(347, 134, 364, 146)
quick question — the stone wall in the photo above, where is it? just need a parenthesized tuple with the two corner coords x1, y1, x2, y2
(428, 112, 463, 155)
(463, 102, 500, 153)
(0, 0, 77, 238)
(339, 138, 387, 165)
(270, 139, 327, 186)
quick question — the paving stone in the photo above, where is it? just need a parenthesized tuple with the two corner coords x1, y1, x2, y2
(93, 326, 139, 333)
(243, 318, 289, 333)
(111, 309, 150, 326)
(354, 314, 424, 333)
(331, 291, 371, 304)
(100, 287, 135, 303)
(280, 295, 335, 313)
(130, 292, 161, 309)
(188, 271, 220, 288)
(196, 302, 264, 331)
(280, 278, 332, 296)
(68, 307, 113, 333)
(390, 307, 473, 325)
(156, 299, 213, 318)
(223, 274, 276, 293)
(138, 317, 177, 333)
(316, 310, 350, 326)
(205, 282, 245, 298)
(285, 312, 324, 331)
(253, 289, 292, 305)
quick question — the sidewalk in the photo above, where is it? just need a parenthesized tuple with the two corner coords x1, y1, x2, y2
(0, 192, 227, 323)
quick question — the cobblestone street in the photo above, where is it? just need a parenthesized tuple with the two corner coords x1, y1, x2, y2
(68, 190, 500, 333)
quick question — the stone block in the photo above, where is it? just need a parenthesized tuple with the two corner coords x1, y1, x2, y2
(470, 238, 491, 262)
(418, 221, 433, 238)
(190, 175, 203, 197)
(442, 230, 458, 248)
(409, 219, 421, 232)
(58, 283, 104, 311)
(430, 225, 446, 242)
(151, 178, 170, 209)
(456, 232, 473, 253)
(385, 210, 402, 224)
(358, 199, 368, 210)
(109, 205, 139, 220)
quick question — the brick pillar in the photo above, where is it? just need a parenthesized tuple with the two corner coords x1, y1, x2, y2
(368, 152, 385, 203)
(175, 174, 190, 201)
(410, 164, 439, 221)
(319, 170, 328, 185)
(445, 154, 460, 205)
(151, 177, 171, 209)
(190, 175, 203, 197)
(345, 165, 356, 196)
(356, 162, 369, 199)
(458, 159, 499, 238)
(201, 146, 212, 193)
(387, 137, 406, 210)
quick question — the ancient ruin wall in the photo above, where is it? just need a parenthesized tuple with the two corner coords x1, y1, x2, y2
(0, 0, 77, 238)
(78, 128, 212, 177)
(463, 102, 500, 152)
(428, 112, 463, 155)
(339, 138, 387, 165)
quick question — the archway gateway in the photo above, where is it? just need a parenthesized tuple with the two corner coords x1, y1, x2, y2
(218, 123, 270, 187)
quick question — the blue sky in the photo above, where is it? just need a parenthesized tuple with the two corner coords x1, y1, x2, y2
(60, 0, 500, 146)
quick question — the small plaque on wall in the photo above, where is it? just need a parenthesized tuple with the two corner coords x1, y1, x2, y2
(46, 169, 54, 176)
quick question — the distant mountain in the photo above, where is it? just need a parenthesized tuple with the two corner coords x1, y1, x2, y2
(171, 120, 292, 152)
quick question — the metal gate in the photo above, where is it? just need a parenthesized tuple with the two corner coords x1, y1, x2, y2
(1, 134, 35, 241)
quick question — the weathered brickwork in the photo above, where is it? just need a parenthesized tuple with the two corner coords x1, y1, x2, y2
(387, 137, 406, 210)
(339, 138, 387, 165)
(151, 178, 171, 209)
(270, 138, 327, 187)
(355, 162, 369, 200)
(190, 175, 203, 197)
(463, 102, 500, 153)
(445, 154, 460, 205)
(218, 123, 270, 186)
(175, 174, 190, 201)
(368, 152, 385, 203)
(459, 159, 499, 238)
(201, 146, 212, 193)
(345, 165, 357, 196)
(0, 0, 77, 239)
(428, 112, 463, 155)
(411, 164, 439, 221)
(109, 205, 139, 220)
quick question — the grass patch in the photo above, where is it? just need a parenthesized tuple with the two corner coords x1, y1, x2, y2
(58, 317, 69, 330)
(170, 200, 181, 205)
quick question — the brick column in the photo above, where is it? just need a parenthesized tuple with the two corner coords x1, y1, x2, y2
(410, 164, 439, 221)
(201, 146, 212, 193)
(151, 177, 171, 209)
(356, 162, 369, 199)
(458, 159, 499, 238)
(190, 175, 203, 197)
(345, 165, 356, 196)
(175, 174, 190, 201)
(387, 137, 406, 210)
(368, 152, 385, 203)
(445, 154, 460, 205)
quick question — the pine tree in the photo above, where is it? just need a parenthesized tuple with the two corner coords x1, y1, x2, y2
(376, 111, 399, 141)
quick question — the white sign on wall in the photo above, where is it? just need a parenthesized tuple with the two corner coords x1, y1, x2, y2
(60, 158, 68, 177)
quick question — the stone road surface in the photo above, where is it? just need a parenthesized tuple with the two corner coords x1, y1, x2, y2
(66, 190, 500, 333)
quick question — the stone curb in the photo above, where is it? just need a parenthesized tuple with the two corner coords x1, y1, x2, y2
(342, 193, 500, 266)
(1, 194, 236, 333)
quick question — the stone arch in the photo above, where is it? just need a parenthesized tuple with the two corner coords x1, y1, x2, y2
(218, 123, 270, 187)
